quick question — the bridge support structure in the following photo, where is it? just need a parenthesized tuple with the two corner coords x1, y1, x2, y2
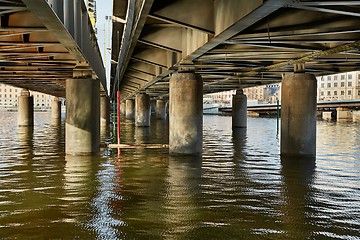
(232, 89, 247, 128)
(18, 89, 34, 127)
(51, 97, 61, 124)
(156, 99, 166, 119)
(120, 102, 126, 116)
(336, 107, 352, 122)
(169, 71, 203, 155)
(281, 72, 317, 157)
(65, 77, 100, 155)
(100, 95, 110, 128)
(135, 93, 151, 127)
(125, 99, 135, 119)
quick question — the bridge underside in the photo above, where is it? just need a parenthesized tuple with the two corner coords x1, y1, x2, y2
(112, 0, 360, 100)
(0, 0, 106, 97)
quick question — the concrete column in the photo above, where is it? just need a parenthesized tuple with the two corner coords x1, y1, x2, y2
(125, 99, 135, 119)
(120, 101, 126, 116)
(169, 72, 203, 155)
(156, 99, 166, 119)
(18, 89, 34, 127)
(65, 78, 100, 155)
(336, 107, 352, 122)
(100, 95, 110, 127)
(281, 73, 317, 157)
(135, 93, 151, 127)
(51, 96, 61, 120)
(353, 110, 360, 122)
(321, 111, 333, 121)
(232, 89, 247, 128)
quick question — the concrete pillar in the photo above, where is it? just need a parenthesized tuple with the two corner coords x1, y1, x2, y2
(353, 110, 360, 122)
(281, 73, 317, 157)
(100, 95, 110, 127)
(135, 93, 151, 127)
(65, 78, 100, 155)
(18, 89, 34, 127)
(120, 101, 126, 116)
(232, 89, 247, 128)
(156, 99, 166, 119)
(322, 111, 332, 121)
(336, 107, 352, 122)
(169, 72, 203, 155)
(51, 96, 61, 121)
(125, 99, 135, 119)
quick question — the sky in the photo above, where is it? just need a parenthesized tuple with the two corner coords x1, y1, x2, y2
(94, 0, 113, 93)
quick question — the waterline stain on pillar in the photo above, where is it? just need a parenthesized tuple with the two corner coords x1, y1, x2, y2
(169, 72, 203, 155)
(281, 73, 317, 157)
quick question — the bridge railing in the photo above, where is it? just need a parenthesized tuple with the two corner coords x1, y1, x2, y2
(40, 0, 106, 92)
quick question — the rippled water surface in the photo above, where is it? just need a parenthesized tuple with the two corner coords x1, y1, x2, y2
(0, 111, 360, 239)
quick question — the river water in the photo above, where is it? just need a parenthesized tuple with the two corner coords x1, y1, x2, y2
(0, 111, 359, 239)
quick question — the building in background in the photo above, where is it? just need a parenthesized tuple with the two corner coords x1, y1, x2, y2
(86, 0, 97, 33)
(317, 71, 360, 101)
(0, 84, 54, 110)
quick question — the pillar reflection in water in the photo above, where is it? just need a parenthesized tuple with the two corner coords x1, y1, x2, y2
(17, 126, 34, 160)
(280, 156, 316, 239)
(232, 128, 247, 159)
(163, 155, 202, 238)
(63, 155, 97, 223)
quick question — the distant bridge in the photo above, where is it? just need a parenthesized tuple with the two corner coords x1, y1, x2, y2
(219, 100, 360, 115)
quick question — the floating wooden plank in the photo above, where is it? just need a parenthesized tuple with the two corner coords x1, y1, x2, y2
(108, 143, 169, 149)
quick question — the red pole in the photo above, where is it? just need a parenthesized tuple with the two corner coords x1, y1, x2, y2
(116, 91, 120, 154)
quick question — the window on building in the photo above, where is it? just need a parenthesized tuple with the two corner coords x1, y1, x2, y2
(348, 90, 352, 95)
(334, 76, 338, 80)
(334, 91, 337, 95)
(341, 75, 345, 80)
(327, 91, 331, 96)
(358, 90, 360, 95)
(320, 91, 324, 96)
(327, 83, 331, 88)
(9, 89, 11, 92)
(9, 94, 11, 98)
(341, 82, 345, 87)
(348, 82, 352, 87)
(321, 83, 324, 88)
(348, 74, 352, 79)
(4, 89, 6, 92)
(327, 76, 331, 81)
(15, 89, 17, 92)
(341, 91, 345, 95)
(4, 94, 6, 97)
(334, 82, 338, 87)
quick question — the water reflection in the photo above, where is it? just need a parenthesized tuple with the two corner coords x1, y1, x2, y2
(17, 126, 34, 160)
(280, 156, 316, 239)
(164, 155, 202, 239)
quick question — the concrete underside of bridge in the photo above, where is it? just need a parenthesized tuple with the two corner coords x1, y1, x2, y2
(0, 0, 109, 155)
(111, 0, 360, 156)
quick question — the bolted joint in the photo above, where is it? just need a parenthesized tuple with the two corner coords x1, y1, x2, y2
(178, 60, 196, 73)
(20, 89, 30, 97)
(294, 63, 305, 73)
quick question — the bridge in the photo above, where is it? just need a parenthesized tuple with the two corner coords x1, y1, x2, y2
(218, 100, 360, 115)
(111, 0, 360, 157)
(0, 0, 108, 155)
